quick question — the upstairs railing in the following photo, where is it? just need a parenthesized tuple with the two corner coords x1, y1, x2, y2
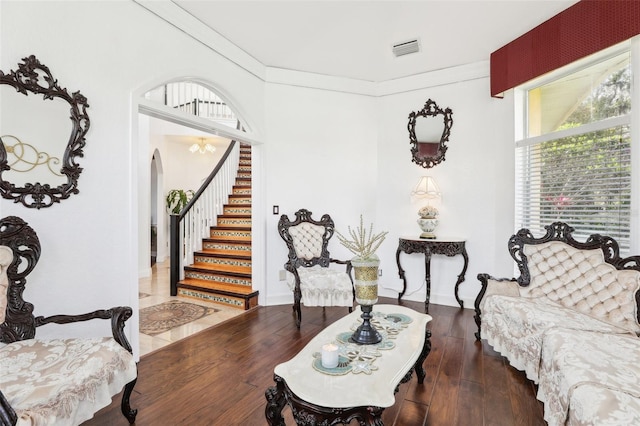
(170, 140, 240, 295)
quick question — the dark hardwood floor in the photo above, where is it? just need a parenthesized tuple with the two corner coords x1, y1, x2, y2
(84, 297, 545, 425)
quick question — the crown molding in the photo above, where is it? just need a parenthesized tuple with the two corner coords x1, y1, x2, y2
(133, 0, 265, 80)
(265, 67, 377, 96)
(135, 1, 489, 97)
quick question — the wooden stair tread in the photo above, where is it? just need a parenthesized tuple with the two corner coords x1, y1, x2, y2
(179, 279, 257, 295)
(209, 228, 251, 233)
(205, 237, 251, 243)
(208, 236, 251, 242)
(194, 251, 251, 260)
(190, 263, 251, 274)
(186, 263, 251, 275)
(178, 142, 255, 311)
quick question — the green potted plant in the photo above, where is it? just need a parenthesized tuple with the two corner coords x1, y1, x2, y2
(166, 189, 195, 214)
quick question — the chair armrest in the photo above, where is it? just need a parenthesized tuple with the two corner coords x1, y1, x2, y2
(34, 306, 133, 353)
(330, 258, 354, 279)
(0, 389, 16, 426)
(330, 258, 354, 303)
(477, 274, 520, 304)
(474, 274, 519, 340)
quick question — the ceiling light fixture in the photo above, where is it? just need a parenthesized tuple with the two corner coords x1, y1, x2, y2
(189, 138, 216, 154)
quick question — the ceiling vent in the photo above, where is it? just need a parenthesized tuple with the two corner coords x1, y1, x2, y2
(392, 39, 420, 57)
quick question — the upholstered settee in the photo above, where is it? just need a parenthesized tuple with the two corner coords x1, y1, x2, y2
(0, 216, 137, 426)
(474, 222, 640, 424)
(538, 328, 640, 425)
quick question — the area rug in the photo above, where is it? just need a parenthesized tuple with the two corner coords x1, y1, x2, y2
(140, 300, 218, 336)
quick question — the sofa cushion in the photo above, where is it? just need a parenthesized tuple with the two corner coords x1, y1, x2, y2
(0, 337, 137, 426)
(538, 329, 640, 426)
(522, 241, 640, 333)
(286, 265, 353, 307)
(481, 294, 631, 382)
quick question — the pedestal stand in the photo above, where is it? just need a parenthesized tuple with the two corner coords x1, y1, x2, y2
(350, 305, 382, 345)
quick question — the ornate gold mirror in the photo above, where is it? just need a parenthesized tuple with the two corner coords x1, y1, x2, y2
(408, 99, 453, 168)
(0, 55, 90, 208)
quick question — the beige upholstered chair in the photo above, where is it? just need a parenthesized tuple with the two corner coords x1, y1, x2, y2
(278, 209, 354, 328)
(0, 216, 137, 426)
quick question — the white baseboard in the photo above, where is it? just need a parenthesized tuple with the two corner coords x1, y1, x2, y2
(264, 290, 474, 310)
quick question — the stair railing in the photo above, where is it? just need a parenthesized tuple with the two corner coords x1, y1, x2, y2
(170, 140, 240, 295)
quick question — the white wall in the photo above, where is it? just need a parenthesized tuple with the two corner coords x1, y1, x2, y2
(0, 1, 520, 357)
(262, 68, 517, 307)
(141, 115, 233, 275)
(375, 73, 516, 307)
(0, 1, 265, 359)
(264, 84, 379, 304)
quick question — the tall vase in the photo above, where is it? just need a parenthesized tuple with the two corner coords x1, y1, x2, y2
(350, 255, 383, 345)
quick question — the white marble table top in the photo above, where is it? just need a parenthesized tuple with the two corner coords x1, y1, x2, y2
(399, 236, 466, 243)
(273, 304, 432, 408)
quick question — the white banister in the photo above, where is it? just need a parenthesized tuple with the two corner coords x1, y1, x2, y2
(170, 141, 241, 293)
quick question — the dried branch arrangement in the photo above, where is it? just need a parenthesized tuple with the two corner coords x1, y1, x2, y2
(336, 215, 388, 260)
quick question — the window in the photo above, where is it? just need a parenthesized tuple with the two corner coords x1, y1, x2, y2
(516, 47, 632, 253)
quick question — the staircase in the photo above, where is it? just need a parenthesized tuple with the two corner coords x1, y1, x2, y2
(176, 144, 258, 310)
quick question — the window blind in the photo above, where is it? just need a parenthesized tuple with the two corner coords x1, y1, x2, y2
(515, 123, 631, 253)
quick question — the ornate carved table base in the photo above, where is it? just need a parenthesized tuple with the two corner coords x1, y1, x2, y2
(265, 328, 431, 426)
(396, 238, 468, 313)
(265, 375, 385, 426)
(265, 306, 432, 426)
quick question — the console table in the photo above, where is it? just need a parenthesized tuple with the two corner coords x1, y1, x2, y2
(396, 237, 468, 313)
(265, 304, 432, 425)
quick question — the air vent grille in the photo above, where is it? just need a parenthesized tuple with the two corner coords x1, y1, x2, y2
(392, 39, 420, 57)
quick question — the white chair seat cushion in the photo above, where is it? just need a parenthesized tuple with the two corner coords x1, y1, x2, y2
(538, 329, 640, 426)
(287, 265, 353, 307)
(481, 294, 630, 382)
(0, 337, 137, 426)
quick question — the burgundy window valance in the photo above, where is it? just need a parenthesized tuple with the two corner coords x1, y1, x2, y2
(490, 0, 640, 98)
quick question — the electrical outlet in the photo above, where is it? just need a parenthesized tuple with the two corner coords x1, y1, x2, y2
(378, 269, 382, 277)
(279, 270, 286, 281)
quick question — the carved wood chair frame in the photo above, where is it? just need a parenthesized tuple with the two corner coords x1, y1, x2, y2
(277, 209, 354, 328)
(0, 216, 137, 424)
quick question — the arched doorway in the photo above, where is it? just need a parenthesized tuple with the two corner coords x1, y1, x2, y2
(135, 79, 264, 355)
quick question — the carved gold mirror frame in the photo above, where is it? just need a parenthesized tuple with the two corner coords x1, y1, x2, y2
(0, 55, 90, 208)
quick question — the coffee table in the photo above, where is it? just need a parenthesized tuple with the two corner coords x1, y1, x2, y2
(265, 304, 432, 425)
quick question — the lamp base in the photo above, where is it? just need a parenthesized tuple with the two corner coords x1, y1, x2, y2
(420, 232, 436, 239)
(350, 305, 383, 345)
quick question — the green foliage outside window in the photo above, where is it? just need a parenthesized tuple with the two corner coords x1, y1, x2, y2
(520, 54, 632, 249)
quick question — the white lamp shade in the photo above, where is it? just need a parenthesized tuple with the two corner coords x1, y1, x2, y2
(411, 176, 441, 199)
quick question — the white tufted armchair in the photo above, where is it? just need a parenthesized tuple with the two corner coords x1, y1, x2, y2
(278, 209, 354, 328)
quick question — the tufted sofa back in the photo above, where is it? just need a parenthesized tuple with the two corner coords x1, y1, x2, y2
(521, 241, 640, 332)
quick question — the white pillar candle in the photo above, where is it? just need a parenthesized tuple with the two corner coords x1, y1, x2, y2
(321, 343, 339, 368)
